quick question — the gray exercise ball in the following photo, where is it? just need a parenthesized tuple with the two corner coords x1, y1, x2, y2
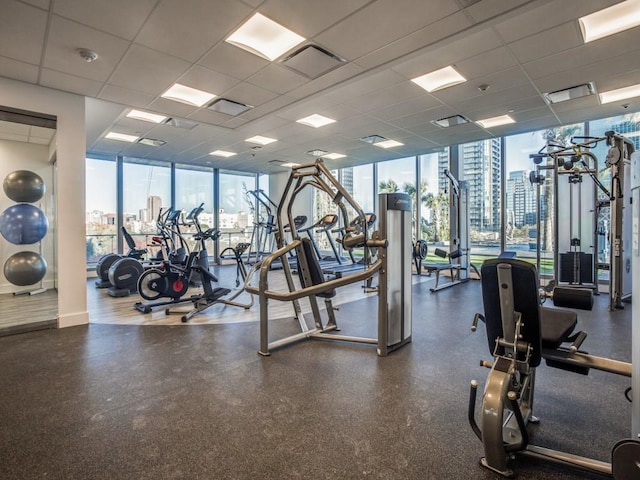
(3, 251, 47, 286)
(3, 170, 46, 203)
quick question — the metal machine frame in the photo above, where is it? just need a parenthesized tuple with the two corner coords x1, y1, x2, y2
(245, 159, 412, 356)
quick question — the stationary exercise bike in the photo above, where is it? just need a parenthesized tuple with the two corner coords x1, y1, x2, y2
(468, 258, 640, 479)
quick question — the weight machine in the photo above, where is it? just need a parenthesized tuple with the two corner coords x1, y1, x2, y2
(530, 132, 634, 310)
(245, 159, 412, 356)
(414, 168, 477, 291)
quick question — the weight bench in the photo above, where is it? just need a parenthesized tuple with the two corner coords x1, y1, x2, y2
(422, 248, 465, 292)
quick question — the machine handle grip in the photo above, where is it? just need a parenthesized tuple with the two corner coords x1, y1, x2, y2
(366, 239, 388, 248)
(471, 312, 485, 332)
(569, 331, 588, 352)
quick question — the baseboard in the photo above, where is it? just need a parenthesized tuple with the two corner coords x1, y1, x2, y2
(57, 310, 89, 328)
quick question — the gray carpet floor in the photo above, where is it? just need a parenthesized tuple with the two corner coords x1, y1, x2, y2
(0, 277, 632, 479)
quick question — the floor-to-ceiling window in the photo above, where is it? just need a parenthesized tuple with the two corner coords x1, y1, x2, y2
(219, 171, 255, 251)
(175, 165, 214, 257)
(419, 150, 449, 244)
(377, 156, 417, 239)
(122, 159, 171, 251)
(85, 158, 117, 263)
(458, 139, 501, 258)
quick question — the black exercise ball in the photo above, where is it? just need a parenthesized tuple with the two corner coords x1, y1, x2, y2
(3, 170, 46, 203)
(3, 251, 47, 286)
(0, 204, 49, 245)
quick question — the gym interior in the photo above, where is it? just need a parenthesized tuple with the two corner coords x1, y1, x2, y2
(1, 1, 640, 479)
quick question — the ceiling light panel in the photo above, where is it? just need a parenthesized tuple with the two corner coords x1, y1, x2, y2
(246, 135, 277, 145)
(105, 132, 139, 142)
(281, 162, 300, 168)
(411, 66, 466, 93)
(579, 0, 640, 43)
(599, 83, 640, 104)
(209, 150, 237, 157)
(126, 110, 168, 123)
(375, 139, 404, 148)
(476, 114, 515, 128)
(322, 153, 346, 160)
(161, 83, 216, 107)
(226, 13, 305, 61)
(297, 114, 336, 128)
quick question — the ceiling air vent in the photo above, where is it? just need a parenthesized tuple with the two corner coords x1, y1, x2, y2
(431, 115, 470, 128)
(207, 98, 253, 116)
(163, 118, 198, 130)
(280, 44, 346, 79)
(543, 83, 596, 104)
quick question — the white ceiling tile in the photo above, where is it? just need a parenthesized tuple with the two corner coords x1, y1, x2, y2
(108, 44, 190, 95)
(388, 105, 458, 128)
(199, 43, 269, 81)
(146, 97, 199, 118)
(40, 68, 103, 96)
(356, 11, 471, 71)
(43, 15, 131, 82)
(21, 0, 50, 9)
(136, 0, 252, 62)
(176, 65, 239, 97)
(246, 64, 308, 94)
(430, 67, 530, 105)
(464, 0, 530, 23)
(316, 0, 460, 61)
(53, 0, 157, 41)
(345, 81, 424, 113)
(367, 96, 444, 122)
(220, 82, 278, 108)
(261, 0, 371, 38)
(455, 47, 518, 80)
(493, 0, 619, 43)
(0, 55, 39, 83)
(392, 28, 503, 79)
(507, 21, 582, 64)
(455, 85, 540, 118)
(187, 109, 233, 126)
(98, 84, 156, 109)
(0, 1, 47, 65)
(286, 62, 364, 100)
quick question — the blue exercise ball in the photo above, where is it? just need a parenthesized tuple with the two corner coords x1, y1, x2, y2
(0, 204, 49, 245)
(3, 251, 47, 286)
(3, 170, 46, 203)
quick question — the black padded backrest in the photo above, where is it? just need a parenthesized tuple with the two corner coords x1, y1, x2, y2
(480, 258, 542, 367)
(121, 226, 136, 250)
(297, 238, 335, 298)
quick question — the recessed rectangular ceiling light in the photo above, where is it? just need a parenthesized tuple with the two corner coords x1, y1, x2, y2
(375, 139, 404, 148)
(246, 135, 277, 145)
(161, 83, 216, 107)
(543, 83, 596, 104)
(307, 149, 329, 156)
(137, 138, 166, 147)
(226, 12, 305, 61)
(579, 0, 640, 43)
(322, 153, 346, 160)
(297, 114, 336, 128)
(411, 66, 467, 92)
(281, 162, 300, 168)
(599, 83, 640, 104)
(476, 114, 515, 128)
(431, 115, 470, 128)
(126, 109, 167, 123)
(105, 131, 138, 142)
(209, 150, 237, 158)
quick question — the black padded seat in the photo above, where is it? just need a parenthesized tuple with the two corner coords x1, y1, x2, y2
(540, 307, 577, 349)
(297, 237, 335, 299)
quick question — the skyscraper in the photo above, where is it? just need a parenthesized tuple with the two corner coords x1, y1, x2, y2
(461, 138, 501, 232)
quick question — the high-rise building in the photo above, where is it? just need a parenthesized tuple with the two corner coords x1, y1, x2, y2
(147, 195, 162, 223)
(506, 170, 537, 228)
(461, 138, 501, 232)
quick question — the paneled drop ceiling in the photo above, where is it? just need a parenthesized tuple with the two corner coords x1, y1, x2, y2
(1, 0, 639, 173)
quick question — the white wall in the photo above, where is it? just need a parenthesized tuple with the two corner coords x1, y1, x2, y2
(0, 77, 88, 328)
(0, 140, 55, 293)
